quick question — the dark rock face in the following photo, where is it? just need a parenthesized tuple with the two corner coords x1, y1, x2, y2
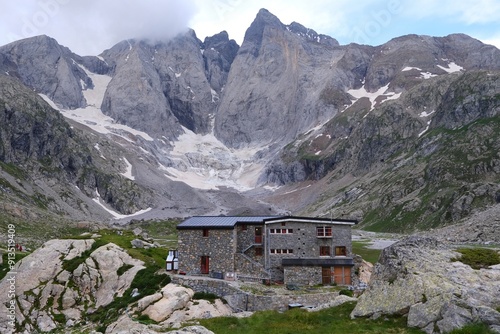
(203, 31, 239, 92)
(0, 74, 151, 215)
(0, 35, 90, 109)
(100, 29, 233, 140)
(214, 9, 347, 148)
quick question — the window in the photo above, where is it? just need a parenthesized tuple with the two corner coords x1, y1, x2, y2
(255, 247, 263, 256)
(269, 229, 293, 234)
(241, 224, 247, 231)
(317, 226, 332, 237)
(270, 249, 294, 254)
(320, 246, 331, 256)
(202, 229, 209, 237)
(335, 246, 347, 256)
(281, 222, 286, 226)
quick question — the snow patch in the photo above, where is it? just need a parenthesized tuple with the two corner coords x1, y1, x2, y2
(419, 110, 436, 117)
(211, 89, 219, 103)
(96, 55, 107, 64)
(402, 66, 422, 72)
(437, 61, 464, 73)
(121, 157, 134, 180)
(348, 83, 401, 111)
(420, 72, 437, 79)
(39, 64, 154, 142)
(93, 188, 151, 219)
(380, 92, 402, 104)
(165, 126, 264, 191)
(418, 120, 432, 137)
(94, 143, 106, 160)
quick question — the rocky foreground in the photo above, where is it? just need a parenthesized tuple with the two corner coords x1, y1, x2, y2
(351, 236, 500, 333)
(1, 235, 499, 333)
(0, 239, 231, 333)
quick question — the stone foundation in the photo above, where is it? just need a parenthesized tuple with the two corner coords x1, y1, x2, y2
(172, 275, 340, 312)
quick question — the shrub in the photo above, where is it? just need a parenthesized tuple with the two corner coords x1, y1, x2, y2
(339, 289, 353, 297)
(193, 291, 219, 303)
(62, 239, 108, 272)
(451, 248, 500, 269)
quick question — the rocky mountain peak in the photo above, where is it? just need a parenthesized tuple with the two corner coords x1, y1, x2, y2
(287, 21, 339, 46)
(203, 31, 239, 65)
(239, 8, 285, 57)
(0, 35, 90, 109)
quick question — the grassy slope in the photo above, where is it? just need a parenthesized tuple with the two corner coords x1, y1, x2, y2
(200, 301, 422, 334)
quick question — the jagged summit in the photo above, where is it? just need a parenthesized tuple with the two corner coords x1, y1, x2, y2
(0, 9, 499, 232)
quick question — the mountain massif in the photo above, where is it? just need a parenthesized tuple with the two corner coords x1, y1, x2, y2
(1, 8, 499, 244)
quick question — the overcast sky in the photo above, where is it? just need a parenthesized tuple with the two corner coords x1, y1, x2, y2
(0, 0, 499, 56)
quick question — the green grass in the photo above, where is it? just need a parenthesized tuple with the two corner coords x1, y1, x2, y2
(451, 248, 500, 269)
(200, 301, 422, 334)
(449, 322, 497, 334)
(63, 228, 169, 268)
(61, 238, 108, 272)
(0, 252, 28, 280)
(352, 241, 382, 264)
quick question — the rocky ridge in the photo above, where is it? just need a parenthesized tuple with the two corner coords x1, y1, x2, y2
(0, 8, 499, 234)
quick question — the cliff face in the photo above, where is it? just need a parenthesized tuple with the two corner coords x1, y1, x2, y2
(0, 74, 151, 219)
(0, 8, 499, 232)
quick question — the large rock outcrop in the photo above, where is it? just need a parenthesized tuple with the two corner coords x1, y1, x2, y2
(0, 239, 144, 333)
(351, 236, 500, 333)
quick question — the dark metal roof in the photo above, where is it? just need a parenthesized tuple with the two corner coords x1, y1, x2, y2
(282, 257, 355, 267)
(176, 215, 358, 229)
(176, 216, 279, 229)
(264, 216, 358, 225)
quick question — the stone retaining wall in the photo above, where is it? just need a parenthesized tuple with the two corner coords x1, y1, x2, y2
(172, 275, 339, 312)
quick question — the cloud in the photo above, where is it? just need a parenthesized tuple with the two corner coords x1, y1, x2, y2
(189, 0, 355, 44)
(403, 0, 500, 24)
(0, 0, 196, 55)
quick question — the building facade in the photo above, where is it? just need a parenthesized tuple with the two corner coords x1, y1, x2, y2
(176, 216, 357, 285)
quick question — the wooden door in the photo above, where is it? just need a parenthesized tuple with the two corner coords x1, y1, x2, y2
(333, 266, 352, 285)
(201, 256, 209, 274)
(255, 227, 262, 244)
(322, 267, 331, 284)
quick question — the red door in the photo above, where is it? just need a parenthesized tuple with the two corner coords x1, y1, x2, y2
(255, 227, 262, 244)
(201, 256, 209, 274)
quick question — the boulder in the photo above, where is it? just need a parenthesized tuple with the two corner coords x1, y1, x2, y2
(351, 236, 500, 333)
(164, 299, 233, 328)
(142, 284, 194, 322)
(131, 238, 156, 249)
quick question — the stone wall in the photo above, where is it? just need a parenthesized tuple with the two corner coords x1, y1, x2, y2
(236, 224, 265, 267)
(234, 253, 269, 279)
(171, 275, 340, 312)
(177, 229, 235, 275)
(264, 221, 353, 281)
(284, 266, 322, 286)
